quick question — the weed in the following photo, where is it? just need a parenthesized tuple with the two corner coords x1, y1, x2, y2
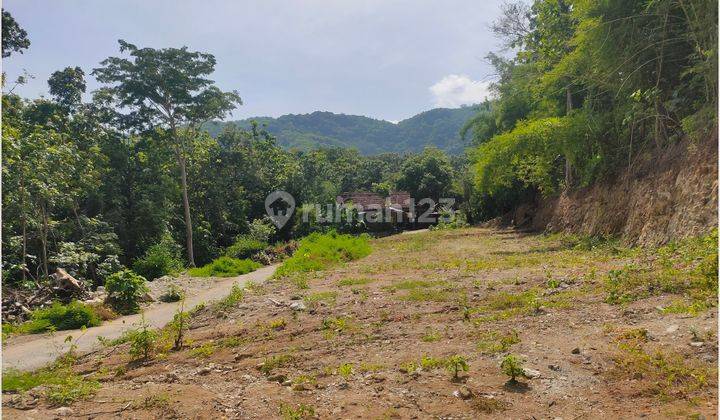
(661, 299, 712, 316)
(546, 278, 561, 289)
(337, 363, 354, 379)
(132, 235, 184, 280)
(134, 392, 171, 409)
(259, 354, 294, 374)
(244, 280, 266, 295)
(352, 287, 370, 302)
(159, 284, 185, 303)
(399, 361, 419, 373)
(189, 342, 216, 358)
(605, 231, 718, 309)
(220, 336, 244, 347)
(421, 328, 442, 342)
(213, 283, 244, 313)
(618, 328, 649, 342)
(304, 291, 338, 307)
(2, 357, 99, 406)
(226, 235, 268, 259)
(500, 354, 525, 383)
(385, 279, 447, 290)
(474, 290, 540, 322)
(279, 402, 315, 420)
(477, 330, 520, 354)
(470, 396, 508, 413)
(268, 318, 287, 331)
(291, 374, 316, 391)
(358, 362, 384, 373)
(611, 341, 714, 400)
(420, 356, 445, 370)
(321, 316, 356, 338)
(337, 277, 374, 286)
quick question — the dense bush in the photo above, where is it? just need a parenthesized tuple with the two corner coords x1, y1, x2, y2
(226, 235, 267, 259)
(105, 270, 149, 314)
(188, 256, 261, 277)
(274, 231, 372, 277)
(247, 218, 277, 242)
(471, 117, 567, 198)
(19, 301, 101, 334)
(132, 234, 184, 281)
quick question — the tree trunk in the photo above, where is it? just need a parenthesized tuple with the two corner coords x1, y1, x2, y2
(40, 202, 49, 279)
(177, 150, 195, 267)
(20, 173, 27, 282)
(564, 86, 573, 189)
(169, 120, 196, 268)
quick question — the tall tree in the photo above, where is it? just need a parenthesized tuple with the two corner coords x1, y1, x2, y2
(2, 10, 30, 58)
(92, 40, 241, 266)
(48, 67, 86, 109)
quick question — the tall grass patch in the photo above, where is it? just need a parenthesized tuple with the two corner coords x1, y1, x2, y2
(189, 256, 261, 277)
(274, 231, 371, 278)
(12, 301, 102, 334)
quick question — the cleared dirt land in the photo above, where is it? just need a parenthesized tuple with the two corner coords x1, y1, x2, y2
(4, 228, 717, 419)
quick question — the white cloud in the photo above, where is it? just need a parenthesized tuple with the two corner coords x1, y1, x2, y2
(429, 74, 492, 108)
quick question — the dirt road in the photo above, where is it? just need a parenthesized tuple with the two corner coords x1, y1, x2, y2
(2, 264, 277, 372)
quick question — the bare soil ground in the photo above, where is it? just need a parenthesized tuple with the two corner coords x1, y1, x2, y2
(4, 228, 717, 419)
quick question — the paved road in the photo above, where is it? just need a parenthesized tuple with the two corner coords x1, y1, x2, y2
(2, 264, 278, 372)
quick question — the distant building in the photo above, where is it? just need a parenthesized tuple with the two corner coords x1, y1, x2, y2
(336, 190, 437, 230)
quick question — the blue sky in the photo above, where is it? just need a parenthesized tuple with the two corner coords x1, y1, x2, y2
(2, 0, 504, 122)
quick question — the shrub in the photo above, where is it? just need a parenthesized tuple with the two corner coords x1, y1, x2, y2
(167, 304, 189, 350)
(105, 270, 149, 314)
(188, 256, 261, 277)
(445, 355, 469, 380)
(128, 318, 158, 360)
(226, 235, 267, 259)
(159, 284, 185, 303)
(274, 231, 371, 278)
(132, 234, 184, 280)
(500, 354, 525, 383)
(247, 218, 277, 242)
(19, 301, 101, 334)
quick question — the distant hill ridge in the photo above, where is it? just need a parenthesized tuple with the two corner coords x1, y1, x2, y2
(204, 106, 479, 154)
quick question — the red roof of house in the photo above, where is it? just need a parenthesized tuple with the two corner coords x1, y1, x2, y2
(337, 190, 412, 209)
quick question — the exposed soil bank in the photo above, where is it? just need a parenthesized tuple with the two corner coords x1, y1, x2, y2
(528, 133, 718, 246)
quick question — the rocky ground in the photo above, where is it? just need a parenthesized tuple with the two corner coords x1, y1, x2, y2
(3, 228, 717, 419)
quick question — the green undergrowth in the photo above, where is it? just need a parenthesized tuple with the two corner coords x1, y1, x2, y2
(604, 230, 718, 311)
(612, 334, 716, 401)
(2, 353, 100, 405)
(188, 256, 261, 277)
(6, 301, 101, 335)
(274, 231, 371, 281)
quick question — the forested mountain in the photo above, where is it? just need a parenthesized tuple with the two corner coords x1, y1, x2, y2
(203, 106, 479, 154)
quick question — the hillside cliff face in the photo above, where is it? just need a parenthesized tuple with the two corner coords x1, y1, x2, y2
(528, 134, 718, 246)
